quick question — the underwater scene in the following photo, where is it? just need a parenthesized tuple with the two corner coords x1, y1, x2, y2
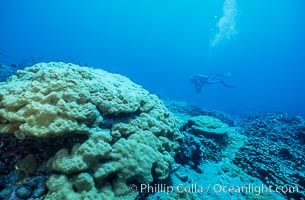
(0, 0, 305, 200)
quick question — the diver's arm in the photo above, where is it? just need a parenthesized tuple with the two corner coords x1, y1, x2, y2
(206, 79, 221, 84)
(214, 72, 232, 78)
(195, 74, 209, 79)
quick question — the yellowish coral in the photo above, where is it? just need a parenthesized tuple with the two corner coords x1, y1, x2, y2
(0, 62, 149, 137)
(0, 62, 181, 199)
(45, 174, 139, 200)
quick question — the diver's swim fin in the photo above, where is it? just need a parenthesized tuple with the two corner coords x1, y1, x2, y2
(221, 80, 235, 88)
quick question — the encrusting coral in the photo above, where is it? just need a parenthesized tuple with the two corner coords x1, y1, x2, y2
(182, 115, 246, 158)
(0, 62, 182, 199)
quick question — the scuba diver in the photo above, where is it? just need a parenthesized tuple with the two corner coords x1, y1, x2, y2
(190, 72, 235, 93)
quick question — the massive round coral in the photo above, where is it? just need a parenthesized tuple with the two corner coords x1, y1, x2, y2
(0, 62, 181, 199)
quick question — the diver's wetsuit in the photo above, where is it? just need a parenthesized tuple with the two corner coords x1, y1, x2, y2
(190, 74, 234, 93)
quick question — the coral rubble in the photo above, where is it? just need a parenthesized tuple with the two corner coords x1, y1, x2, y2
(175, 115, 246, 173)
(234, 112, 305, 199)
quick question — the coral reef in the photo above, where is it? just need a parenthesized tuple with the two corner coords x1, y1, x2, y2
(0, 133, 85, 199)
(1, 63, 303, 200)
(175, 131, 223, 173)
(0, 63, 19, 82)
(234, 112, 305, 199)
(156, 103, 286, 200)
(0, 62, 181, 199)
(0, 58, 45, 82)
(175, 115, 246, 172)
(164, 100, 236, 126)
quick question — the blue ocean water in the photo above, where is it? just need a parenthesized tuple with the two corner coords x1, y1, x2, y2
(1, 0, 305, 116)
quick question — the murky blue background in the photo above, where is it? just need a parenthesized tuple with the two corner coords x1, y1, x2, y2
(1, 0, 304, 116)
